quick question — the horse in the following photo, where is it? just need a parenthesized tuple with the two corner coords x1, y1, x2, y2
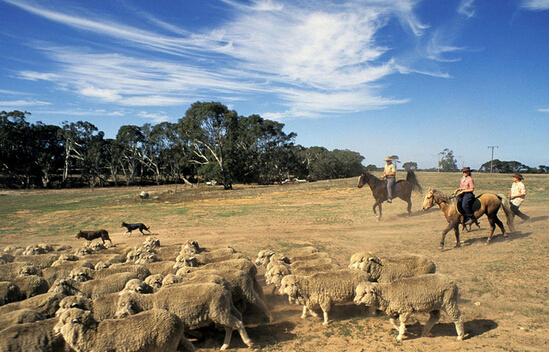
(422, 187, 515, 249)
(357, 170, 423, 220)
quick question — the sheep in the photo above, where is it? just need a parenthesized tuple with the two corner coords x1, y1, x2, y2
(176, 268, 271, 322)
(349, 252, 368, 269)
(278, 269, 370, 325)
(0, 317, 72, 352)
(49, 272, 138, 299)
(358, 253, 436, 283)
(51, 253, 80, 266)
(0, 252, 14, 264)
(354, 274, 465, 342)
(13, 253, 60, 269)
(0, 281, 22, 305)
(0, 308, 45, 331)
(0, 262, 42, 281)
(255, 247, 320, 269)
(143, 261, 177, 276)
(265, 262, 340, 291)
(154, 244, 181, 261)
(68, 267, 95, 282)
(124, 279, 154, 294)
(175, 252, 248, 268)
(54, 308, 194, 352)
(93, 263, 151, 280)
(11, 274, 50, 299)
(0, 292, 66, 317)
(116, 283, 254, 350)
(56, 294, 118, 321)
(144, 273, 165, 291)
(42, 260, 95, 285)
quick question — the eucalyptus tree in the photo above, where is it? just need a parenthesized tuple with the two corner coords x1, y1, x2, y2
(116, 125, 145, 186)
(179, 102, 238, 189)
(58, 121, 100, 185)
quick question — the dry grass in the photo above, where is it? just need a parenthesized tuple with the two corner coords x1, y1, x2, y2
(1, 172, 548, 351)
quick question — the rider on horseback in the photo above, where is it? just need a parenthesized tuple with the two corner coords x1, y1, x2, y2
(454, 166, 476, 226)
(381, 156, 396, 203)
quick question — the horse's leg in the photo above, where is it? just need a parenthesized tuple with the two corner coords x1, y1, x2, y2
(440, 223, 455, 250)
(453, 225, 461, 248)
(485, 217, 497, 245)
(493, 215, 507, 240)
(406, 198, 412, 214)
(377, 203, 383, 220)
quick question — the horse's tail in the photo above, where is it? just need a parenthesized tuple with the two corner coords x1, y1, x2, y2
(497, 194, 515, 232)
(406, 170, 423, 194)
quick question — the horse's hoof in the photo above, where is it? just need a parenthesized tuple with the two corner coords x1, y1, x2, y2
(438, 246, 444, 251)
(484, 241, 490, 246)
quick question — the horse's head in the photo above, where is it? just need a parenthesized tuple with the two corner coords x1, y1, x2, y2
(422, 187, 436, 210)
(357, 172, 369, 188)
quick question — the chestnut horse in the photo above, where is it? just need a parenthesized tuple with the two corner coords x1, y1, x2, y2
(357, 170, 423, 220)
(422, 187, 515, 249)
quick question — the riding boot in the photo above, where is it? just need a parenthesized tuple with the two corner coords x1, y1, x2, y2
(464, 215, 475, 226)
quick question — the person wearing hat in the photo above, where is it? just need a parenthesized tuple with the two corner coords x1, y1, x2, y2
(509, 173, 530, 221)
(381, 156, 396, 203)
(454, 166, 476, 226)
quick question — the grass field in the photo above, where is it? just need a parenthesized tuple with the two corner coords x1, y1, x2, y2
(1, 171, 548, 351)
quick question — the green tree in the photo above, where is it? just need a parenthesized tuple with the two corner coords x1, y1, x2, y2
(439, 149, 458, 172)
(179, 102, 238, 189)
(402, 161, 418, 171)
(116, 125, 145, 186)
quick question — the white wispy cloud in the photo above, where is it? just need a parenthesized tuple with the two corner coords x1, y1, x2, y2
(458, 0, 476, 18)
(0, 100, 51, 107)
(538, 108, 549, 113)
(4, 0, 458, 120)
(521, 0, 549, 11)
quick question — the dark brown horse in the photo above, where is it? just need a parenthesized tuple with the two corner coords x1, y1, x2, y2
(422, 188, 515, 249)
(357, 170, 423, 220)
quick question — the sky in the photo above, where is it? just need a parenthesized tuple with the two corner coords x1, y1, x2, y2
(1, 0, 548, 170)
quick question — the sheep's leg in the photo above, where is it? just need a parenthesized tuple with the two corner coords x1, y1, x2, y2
(320, 301, 332, 325)
(396, 313, 410, 342)
(422, 310, 440, 337)
(301, 305, 308, 319)
(455, 321, 465, 341)
(389, 317, 400, 330)
(220, 327, 233, 350)
(233, 320, 254, 348)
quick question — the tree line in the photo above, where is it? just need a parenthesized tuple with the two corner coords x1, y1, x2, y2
(1, 103, 365, 189)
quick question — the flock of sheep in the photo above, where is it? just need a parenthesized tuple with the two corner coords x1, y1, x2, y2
(0, 236, 464, 352)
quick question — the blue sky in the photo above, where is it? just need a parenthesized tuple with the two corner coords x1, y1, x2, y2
(1, 0, 548, 170)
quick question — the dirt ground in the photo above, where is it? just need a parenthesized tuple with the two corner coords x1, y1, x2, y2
(1, 176, 548, 352)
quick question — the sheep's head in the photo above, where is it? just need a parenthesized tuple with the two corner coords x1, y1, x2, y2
(54, 308, 96, 335)
(144, 274, 164, 290)
(354, 282, 378, 306)
(124, 279, 153, 294)
(56, 296, 92, 317)
(116, 292, 138, 318)
(69, 268, 94, 283)
(349, 252, 367, 269)
(255, 250, 274, 267)
(278, 275, 299, 304)
(183, 240, 200, 253)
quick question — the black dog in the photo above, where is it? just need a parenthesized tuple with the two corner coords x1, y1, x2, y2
(121, 222, 151, 236)
(76, 229, 112, 244)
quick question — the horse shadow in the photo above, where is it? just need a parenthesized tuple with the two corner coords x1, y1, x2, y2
(460, 231, 532, 247)
(404, 318, 498, 340)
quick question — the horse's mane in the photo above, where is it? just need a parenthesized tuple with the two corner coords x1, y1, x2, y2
(433, 189, 453, 203)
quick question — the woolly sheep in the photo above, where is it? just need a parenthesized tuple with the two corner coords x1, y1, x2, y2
(13, 253, 60, 268)
(265, 262, 340, 290)
(68, 267, 95, 282)
(0, 252, 14, 264)
(0, 292, 65, 318)
(358, 253, 436, 283)
(116, 283, 254, 350)
(176, 268, 271, 322)
(49, 272, 138, 299)
(54, 308, 194, 352)
(349, 252, 368, 269)
(93, 263, 151, 280)
(11, 274, 50, 299)
(278, 269, 370, 325)
(354, 274, 465, 342)
(0, 308, 45, 331)
(0, 262, 42, 281)
(56, 294, 119, 321)
(42, 260, 95, 285)
(0, 317, 71, 352)
(0, 281, 22, 305)
(144, 273, 165, 291)
(143, 261, 177, 276)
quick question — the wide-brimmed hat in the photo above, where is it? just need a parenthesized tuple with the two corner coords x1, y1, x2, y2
(385, 156, 392, 161)
(513, 173, 523, 180)
(461, 166, 471, 173)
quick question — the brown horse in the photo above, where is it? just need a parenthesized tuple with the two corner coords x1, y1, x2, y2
(357, 170, 423, 220)
(422, 188, 515, 249)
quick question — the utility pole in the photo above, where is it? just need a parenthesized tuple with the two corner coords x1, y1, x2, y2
(487, 146, 499, 175)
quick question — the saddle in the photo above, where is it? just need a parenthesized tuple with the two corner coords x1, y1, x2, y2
(455, 194, 482, 215)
